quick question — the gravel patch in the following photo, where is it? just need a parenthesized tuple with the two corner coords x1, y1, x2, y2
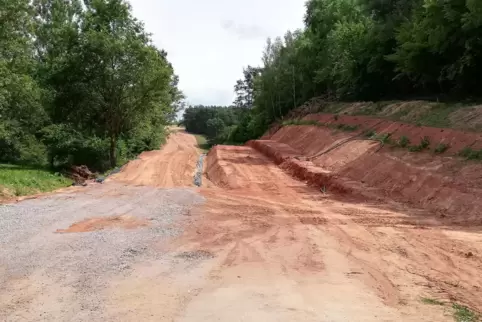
(0, 182, 204, 321)
(193, 154, 205, 187)
(175, 250, 215, 261)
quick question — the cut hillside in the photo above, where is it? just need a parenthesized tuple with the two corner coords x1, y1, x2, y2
(250, 106, 482, 225)
(283, 99, 482, 133)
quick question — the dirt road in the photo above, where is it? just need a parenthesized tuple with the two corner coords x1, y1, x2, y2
(1, 130, 481, 321)
(109, 128, 199, 187)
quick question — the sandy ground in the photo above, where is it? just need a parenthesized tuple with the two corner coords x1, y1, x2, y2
(1, 130, 481, 321)
(109, 128, 199, 188)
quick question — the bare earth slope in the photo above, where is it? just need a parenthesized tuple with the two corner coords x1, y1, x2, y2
(1, 128, 481, 321)
(109, 128, 199, 187)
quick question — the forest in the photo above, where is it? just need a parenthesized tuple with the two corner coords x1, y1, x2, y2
(3, 0, 482, 171)
(1, 0, 183, 171)
(186, 0, 482, 145)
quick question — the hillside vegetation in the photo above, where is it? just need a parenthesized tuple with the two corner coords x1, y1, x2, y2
(1, 0, 183, 172)
(192, 0, 482, 144)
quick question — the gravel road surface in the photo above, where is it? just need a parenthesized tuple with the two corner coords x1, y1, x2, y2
(0, 182, 204, 321)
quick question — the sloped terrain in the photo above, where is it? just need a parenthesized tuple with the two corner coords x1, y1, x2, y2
(2, 128, 482, 321)
(253, 115, 482, 225)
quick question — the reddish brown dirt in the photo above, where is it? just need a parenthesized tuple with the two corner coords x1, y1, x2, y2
(303, 113, 482, 153)
(109, 128, 199, 187)
(199, 145, 482, 320)
(11, 127, 479, 320)
(56, 215, 151, 233)
(256, 124, 482, 225)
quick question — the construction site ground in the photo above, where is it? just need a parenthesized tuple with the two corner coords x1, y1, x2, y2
(1, 128, 481, 321)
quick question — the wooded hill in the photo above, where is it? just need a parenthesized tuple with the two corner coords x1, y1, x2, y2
(187, 0, 482, 144)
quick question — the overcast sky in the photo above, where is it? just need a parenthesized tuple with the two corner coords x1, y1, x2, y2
(129, 0, 306, 106)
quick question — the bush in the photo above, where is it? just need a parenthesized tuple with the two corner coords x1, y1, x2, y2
(398, 136, 410, 148)
(434, 143, 449, 154)
(459, 147, 482, 160)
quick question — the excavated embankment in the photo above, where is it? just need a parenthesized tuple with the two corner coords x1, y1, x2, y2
(246, 116, 482, 225)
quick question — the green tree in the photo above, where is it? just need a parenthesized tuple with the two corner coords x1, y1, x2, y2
(47, 0, 175, 167)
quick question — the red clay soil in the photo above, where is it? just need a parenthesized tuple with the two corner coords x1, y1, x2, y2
(202, 143, 482, 318)
(250, 123, 482, 225)
(56, 214, 150, 233)
(303, 113, 482, 153)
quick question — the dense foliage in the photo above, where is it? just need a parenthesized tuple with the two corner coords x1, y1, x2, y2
(0, 0, 183, 170)
(182, 105, 248, 145)
(228, 0, 482, 143)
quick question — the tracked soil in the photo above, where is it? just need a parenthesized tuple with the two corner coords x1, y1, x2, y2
(1, 128, 481, 321)
(109, 128, 199, 187)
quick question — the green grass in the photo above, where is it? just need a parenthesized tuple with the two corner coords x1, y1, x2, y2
(453, 304, 480, 322)
(416, 103, 462, 128)
(0, 164, 72, 197)
(421, 297, 445, 306)
(398, 135, 410, 148)
(419, 297, 479, 321)
(434, 142, 450, 154)
(409, 136, 431, 152)
(282, 119, 320, 126)
(459, 147, 482, 160)
(194, 134, 211, 152)
(336, 124, 359, 132)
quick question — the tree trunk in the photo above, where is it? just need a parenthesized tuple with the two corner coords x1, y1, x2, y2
(110, 133, 117, 168)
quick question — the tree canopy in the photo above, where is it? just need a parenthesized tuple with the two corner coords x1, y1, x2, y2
(225, 0, 482, 144)
(1, 0, 183, 170)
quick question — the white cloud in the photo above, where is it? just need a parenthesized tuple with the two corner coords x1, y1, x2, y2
(129, 0, 306, 106)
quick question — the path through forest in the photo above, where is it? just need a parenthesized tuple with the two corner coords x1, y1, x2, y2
(1, 129, 481, 321)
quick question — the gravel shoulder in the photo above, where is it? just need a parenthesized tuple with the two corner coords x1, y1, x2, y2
(0, 182, 204, 321)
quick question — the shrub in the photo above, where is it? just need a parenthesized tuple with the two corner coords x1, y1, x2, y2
(398, 136, 410, 148)
(434, 143, 449, 154)
(409, 136, 431, 152)
(459, 147, 482, 160)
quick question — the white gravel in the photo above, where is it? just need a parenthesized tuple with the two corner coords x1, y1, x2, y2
(0, 182, 204, 321)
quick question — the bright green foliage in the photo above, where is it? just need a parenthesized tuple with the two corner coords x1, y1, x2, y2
(0, 0, 181, 171)
(182, 106, 247, 145)
(0, 164, 72, 197)
(229, 0, 482, 143)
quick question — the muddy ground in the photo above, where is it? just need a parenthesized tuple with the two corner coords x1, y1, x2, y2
(1, 129, 481, 321)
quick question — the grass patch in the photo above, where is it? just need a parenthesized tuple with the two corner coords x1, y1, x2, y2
(363, 129, 376, 138)
(453, 304, 480, 322)
(420, 297, 480, 321)
(459, 147, 482, 160)
(375, 133, 392, 144)
(409, 136, 431, 152)
(416, 103, 460, 128)
(366, 132, 392, 144)
(398, 135, 410, 148)
(282, 119, 320, 126)
(0, 164, 72, 197)
(421, 297, 445, 306)
(434, 142, 450, 154)
(336, 124, 359, 132)
(194, 134, 211, 152)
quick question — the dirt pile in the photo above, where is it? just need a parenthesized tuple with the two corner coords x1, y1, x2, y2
(251, 120, 482, 225)
(109, 130, 199, 187)
(69, 165, 96, 184)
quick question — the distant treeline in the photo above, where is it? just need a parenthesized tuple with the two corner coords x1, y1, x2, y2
(181, 106, 250, 145)
(215, 0, 482, 144)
